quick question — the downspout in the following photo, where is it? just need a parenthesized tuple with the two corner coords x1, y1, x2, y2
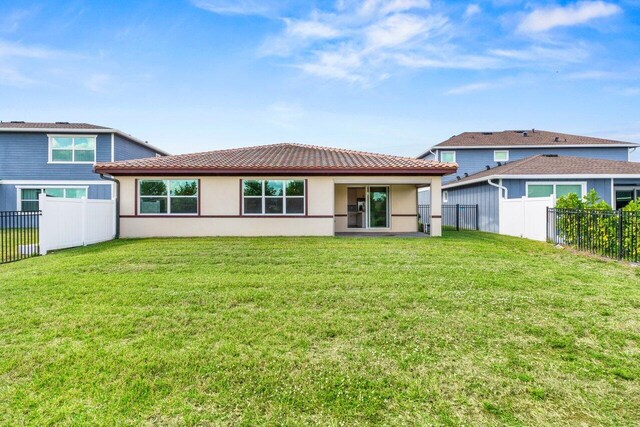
(488, 178, 507, 234)
(488, 178, 507, 199)
(99, 174, 120, 239)
(630, 147, 637, 162)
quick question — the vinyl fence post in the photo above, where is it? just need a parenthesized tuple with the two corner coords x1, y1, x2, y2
(546, 207, 549, 242)
(81, 197, 87, 246)
(456, 204, 460, 231)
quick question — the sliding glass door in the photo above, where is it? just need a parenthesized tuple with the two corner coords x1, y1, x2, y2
(368, 186, 389, 228)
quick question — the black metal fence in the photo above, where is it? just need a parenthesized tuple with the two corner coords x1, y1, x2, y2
(547, 208, 640, 262)
(418, 204, 479, 233)
(0, 211, 40, 264)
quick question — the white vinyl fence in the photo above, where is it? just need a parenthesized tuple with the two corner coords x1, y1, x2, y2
(499, 196, 554, 241)
(39, 194, 116, 255)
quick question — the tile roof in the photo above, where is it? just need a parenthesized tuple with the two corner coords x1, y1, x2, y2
(95, 143, 458, 175)
(0, 121, 110, 129)
(445, 154, 640, 188)
(431, 130, 638, 149)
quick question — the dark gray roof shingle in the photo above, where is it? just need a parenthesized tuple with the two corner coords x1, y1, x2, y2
(0, 121, 110, 130)
(432, 130, 638, 148)
(445, 155, 640, 188)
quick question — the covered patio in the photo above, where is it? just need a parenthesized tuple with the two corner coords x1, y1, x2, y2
(333, 176, 443, 236)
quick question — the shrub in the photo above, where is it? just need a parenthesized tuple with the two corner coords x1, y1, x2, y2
(553, 190, 639, 261)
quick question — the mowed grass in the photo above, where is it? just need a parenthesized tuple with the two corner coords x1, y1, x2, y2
(1, 233, 639, 426)
(0, 228, 39, 262)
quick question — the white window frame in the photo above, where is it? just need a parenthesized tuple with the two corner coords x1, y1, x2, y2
(440, 151, 456, 163)
(241, 179, 306, 216)
(442, 190, 448, 203)
(525, 181, 587, 198)
(138, 179, 199, 216)
(48, 134, 97, 164)
(494, 150, 509, 162)
(15, 185, 89, 212)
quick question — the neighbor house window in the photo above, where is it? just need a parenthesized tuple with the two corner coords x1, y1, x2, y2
(139, 180, 198, 215)
(494, 150, 509, 162)
(19, 187, 87, 211)
(49, 135, 97, 163)
(527, 182, 585, 199)
(440, 151, 456, 163)
(242, 180, 305, 215)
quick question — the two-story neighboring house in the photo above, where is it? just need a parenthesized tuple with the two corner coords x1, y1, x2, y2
(0, 122, 168, 211)
(417, 129, 640, 232)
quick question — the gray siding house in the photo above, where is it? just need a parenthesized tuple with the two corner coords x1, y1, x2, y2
(0, 122, 168, 211)
(417, 130, 640, 233)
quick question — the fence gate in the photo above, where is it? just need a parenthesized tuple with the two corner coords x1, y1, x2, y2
(418, 204, 479, 234)
(0, 211, 40, 264)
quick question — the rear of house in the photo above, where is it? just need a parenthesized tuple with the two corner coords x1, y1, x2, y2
(442, 155, 640, 233)
(418, 129, 637, 184)
(94, 143, 457, 237)
(417, 129, 640, 233)
(0, 122, 168, 212)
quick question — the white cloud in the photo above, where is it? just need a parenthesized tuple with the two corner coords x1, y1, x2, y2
(285, 19, 342, 39)
(518, 1, 621, 34)
(365, 13, 447, 49)
(0, 40, 70, 59)
(446, 81, 499, 95)
(258, 1, 493, 83)
(195, 0, 608, 84)
(190, 0, 277, 16)
(395, 52, 501, 70)
(490, 44, 589, 63)
(464, 4, 481, 18)
(0, 67, 36, 87)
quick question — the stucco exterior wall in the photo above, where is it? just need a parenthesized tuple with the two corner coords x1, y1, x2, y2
(119, 175, 335, 237)
(117, 175, 437, 237)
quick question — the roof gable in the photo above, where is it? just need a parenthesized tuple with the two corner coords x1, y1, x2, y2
(95, 143, 457, 176)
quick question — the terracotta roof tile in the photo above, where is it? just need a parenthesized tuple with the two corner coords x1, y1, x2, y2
(95, 143, 457, 175)
(445, 155, 640, 188)
(432, 130, 638, 148)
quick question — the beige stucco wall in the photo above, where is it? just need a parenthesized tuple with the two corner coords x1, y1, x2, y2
(334, 184, 419, 233)
(118, 176, 334, 237)
(116, 175, 439, 237)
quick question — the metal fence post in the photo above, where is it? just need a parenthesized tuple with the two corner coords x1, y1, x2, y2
(475, 204, 479, 231)
(456, 204, 460, 231)
(618, 211, 624, 260)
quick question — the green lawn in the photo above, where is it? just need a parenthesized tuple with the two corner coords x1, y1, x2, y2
(1, 233, 639, 426)
(0, 228, 39, 263)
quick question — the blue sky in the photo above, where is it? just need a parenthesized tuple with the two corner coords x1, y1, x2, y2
(1, 0, 640, 160)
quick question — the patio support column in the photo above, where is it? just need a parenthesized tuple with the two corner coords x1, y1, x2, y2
(430, 178, 442, 237)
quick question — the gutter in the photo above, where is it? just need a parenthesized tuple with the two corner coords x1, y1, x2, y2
(99, 174, 120, 239)
(488, 178, 507, 199)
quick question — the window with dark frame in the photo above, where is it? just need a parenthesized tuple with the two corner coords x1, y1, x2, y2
(139, 180, 198, 215)
(242, 180, 305, 215)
